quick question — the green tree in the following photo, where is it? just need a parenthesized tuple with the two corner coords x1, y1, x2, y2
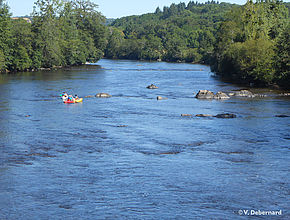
(141, 35, 164, 60)
(72, 0, 107, 61)
(10, 19, 33, 71)
(0, 0, 12, 71)
(32, 0, 64, 67)
(274, 23, 290, 88)
(105, 27, 125, 59)
(0, 50, 5, 70)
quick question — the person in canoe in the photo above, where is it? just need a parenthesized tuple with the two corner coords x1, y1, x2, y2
(68, 95, 75, 101)
(61, 92, 68, 101)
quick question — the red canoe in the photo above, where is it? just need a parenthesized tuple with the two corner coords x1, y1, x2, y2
(63, 100, 75, 104)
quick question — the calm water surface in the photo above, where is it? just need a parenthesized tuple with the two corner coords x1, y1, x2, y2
(0, 59, 289, 219)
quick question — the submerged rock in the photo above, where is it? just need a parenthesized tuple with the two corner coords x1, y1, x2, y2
(181, 114, 192, 117)
(96, 93, 112, 98)
(214, 91, 230, 99)
(157, 96, 168, 100)
(215, 113, 237, 118)
(147, 84, 158, 89)
(275, 115, 289, 118)
(195, 90, 214, 99)
(85, 95, 94, 98)
(59, 205, 72, 209)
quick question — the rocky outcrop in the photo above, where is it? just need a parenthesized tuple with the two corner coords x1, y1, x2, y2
(96, 93, 112, 98)
(195, 90, 215, 99)
(229, 90, 255, 98)
(196, 114, 213, 117)
(157, 96, 168, 100)
(215, 113, 237, 118)
(147, 84, 158, 89)
(214, 92, 230, 99)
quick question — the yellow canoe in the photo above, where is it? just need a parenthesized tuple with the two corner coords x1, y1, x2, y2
(75, 98, 83, 103)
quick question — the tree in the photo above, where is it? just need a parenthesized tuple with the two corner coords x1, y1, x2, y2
(32, 0, 64, 67)
(72, 0, 107, 61)
(10, 19, 33, 71)
(105, 27, 125, 59)
(141, 35, 164, 60)
(274, 23, 290, 88)
(0, 0, 12, 71)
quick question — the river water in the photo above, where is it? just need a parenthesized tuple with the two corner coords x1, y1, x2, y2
(0, 59, 289, 219)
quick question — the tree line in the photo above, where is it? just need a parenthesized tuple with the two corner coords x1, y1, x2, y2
(0, 0, 289, 88)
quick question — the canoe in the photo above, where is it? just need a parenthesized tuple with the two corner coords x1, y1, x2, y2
(63, 99, 75, 104)
(63, 98, 82, 104)
(75, 98, 83, 103)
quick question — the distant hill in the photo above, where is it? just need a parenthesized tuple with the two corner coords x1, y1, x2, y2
(105, 1, 238, 63)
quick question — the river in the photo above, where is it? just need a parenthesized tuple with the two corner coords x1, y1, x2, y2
(0, 59, 289, 219)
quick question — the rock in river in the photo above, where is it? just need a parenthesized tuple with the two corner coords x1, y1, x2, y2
(181, 114, 192, 117)
(157, 96, 168, 100)
(96, 93, 112, 98)
(196, 114, 213, 117)
(147, 84, 158, 89)
(215, 113, 237, 118)
(214, 91, 230, 99)
(195, 90, 214, 99)
(196, 90, 230, 100)
(229, 90, 255, 98)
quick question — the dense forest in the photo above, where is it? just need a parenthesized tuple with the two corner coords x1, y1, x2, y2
(211, 0, 289, 87)
(0, 0, 107, 71)
(0, 0, 289, 88)
(106, 1, 238, 63)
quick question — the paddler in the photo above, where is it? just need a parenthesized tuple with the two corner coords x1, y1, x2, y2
(61, 92, 68, 101)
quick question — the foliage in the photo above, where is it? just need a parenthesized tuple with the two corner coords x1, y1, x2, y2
(106, 1, 237, 63)
(211, 0, 289, 87)
(0, 0, 12, 71)
(0, 0, 107, 72)
(274, 23, 290, 88)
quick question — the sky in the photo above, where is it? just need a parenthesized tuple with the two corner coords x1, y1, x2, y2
(4, 0, 270, 18)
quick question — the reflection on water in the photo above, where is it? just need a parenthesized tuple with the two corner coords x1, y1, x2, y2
(0, 59, 289, 219)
